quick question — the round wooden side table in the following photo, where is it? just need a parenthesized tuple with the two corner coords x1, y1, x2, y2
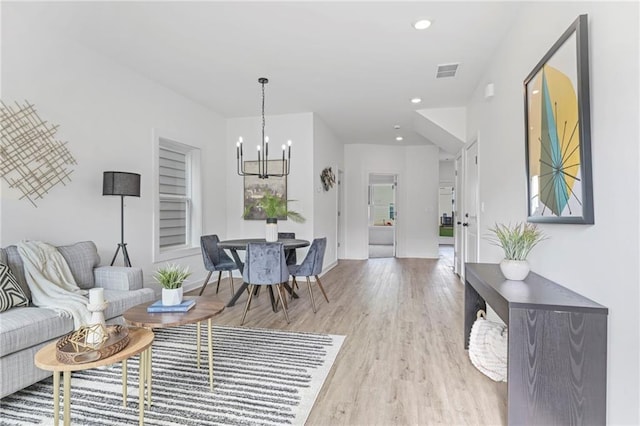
(35, 327, 154, 426)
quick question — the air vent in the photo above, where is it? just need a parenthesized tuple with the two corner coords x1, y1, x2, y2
(436, 63, 459, 78)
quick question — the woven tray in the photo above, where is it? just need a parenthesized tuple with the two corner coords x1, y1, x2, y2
(56, 325, 130, 364)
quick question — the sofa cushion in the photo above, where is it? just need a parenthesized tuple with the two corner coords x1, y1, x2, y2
(0, 262, 29, 312)
(0, 307, 73, 357)
(0, 246, 30, 301)
(57, 241, 100, 289)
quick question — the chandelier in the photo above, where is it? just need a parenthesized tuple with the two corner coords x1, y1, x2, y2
(236, 77, 291, 179)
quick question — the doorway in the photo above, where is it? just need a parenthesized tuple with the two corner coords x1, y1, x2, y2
(368, 174, 397, 258)
(463, 139, 479, 267)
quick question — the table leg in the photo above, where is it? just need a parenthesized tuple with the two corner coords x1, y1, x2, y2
(266, 285, 277, 311)
(146, 346, 152, 408)
(63, 371, 71, 426)
(138, 349, 146, 426)
(208, 318, 214, 391)
(122, 359, 128, 407)
(53, 371, 60, 426)
(226, 249, 248, 307)
(196, 322, 201, 369)
(282, 281, 299, 299)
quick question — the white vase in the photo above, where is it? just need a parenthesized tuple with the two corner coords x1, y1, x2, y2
(499, 259, 530, 281)
(162, 287, 183, 306)
(265, 218, 278, 242)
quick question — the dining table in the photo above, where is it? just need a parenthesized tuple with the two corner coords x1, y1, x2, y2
(217, 238, 310, 310)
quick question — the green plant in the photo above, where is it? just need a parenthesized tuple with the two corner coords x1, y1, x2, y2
(154, 264, 191, 289)
(487, 222, 547, 260)
(244, 191, 306, 223)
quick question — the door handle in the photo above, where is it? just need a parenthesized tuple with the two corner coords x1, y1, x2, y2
(462, 223, 469, 227)
(457, 221, 462, 225)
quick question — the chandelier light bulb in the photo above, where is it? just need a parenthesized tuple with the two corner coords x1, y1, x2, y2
(287, 140, 292, 146)
(239, 137, 243, 143)
(265, 136, 269, 142)
(281, 144, 286, 150)
(257, 145, 261, 151)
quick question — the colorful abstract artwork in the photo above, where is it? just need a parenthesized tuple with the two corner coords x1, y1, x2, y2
(524, 15, 593, 224)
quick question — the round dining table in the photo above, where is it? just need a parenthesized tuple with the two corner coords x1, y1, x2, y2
(217, 238, 310, 308)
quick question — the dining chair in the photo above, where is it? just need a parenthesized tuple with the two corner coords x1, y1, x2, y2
(288, 237, 328, 313)
(277, 232, 297, 266)
(241, 242, 290, 325)
(199, 234, 240, 296)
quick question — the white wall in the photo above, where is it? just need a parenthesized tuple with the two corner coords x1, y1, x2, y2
(439, 160, 455, 185)
(225, 113, 315, 267)
(313, 114, 344, 269)
(417, 107, 467, 142)
(1, 4, 227, 294)
(467, 3, 639, 423)
(344, 144, 439, 259)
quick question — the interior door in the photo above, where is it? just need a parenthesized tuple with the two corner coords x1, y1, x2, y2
(454, 153, 464, 276)
(337, 169, 344, 259)
(464, 140, 479, 268)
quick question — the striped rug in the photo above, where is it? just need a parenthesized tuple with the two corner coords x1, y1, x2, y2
(0, 326, 344, 425)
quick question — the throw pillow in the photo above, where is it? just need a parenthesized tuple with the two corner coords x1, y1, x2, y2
(0, 262, 29, 312)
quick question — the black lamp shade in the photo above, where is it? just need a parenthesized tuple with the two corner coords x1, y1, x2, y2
(103, 171, 141, 197)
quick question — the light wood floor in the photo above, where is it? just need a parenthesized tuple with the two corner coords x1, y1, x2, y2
(189, 247, 507, 425)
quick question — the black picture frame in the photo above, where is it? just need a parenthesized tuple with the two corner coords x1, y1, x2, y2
(524, 14, 593, 224)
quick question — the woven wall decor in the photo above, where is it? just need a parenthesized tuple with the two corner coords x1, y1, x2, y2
(320, 167, 335, 191)
(0, 100, 77, 207)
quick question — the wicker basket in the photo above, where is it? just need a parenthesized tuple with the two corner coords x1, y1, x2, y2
(56, 325, 130, 364)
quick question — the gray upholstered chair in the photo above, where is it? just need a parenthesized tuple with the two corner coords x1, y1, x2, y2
(277, 232, 297, 266)
(241, 242, 290, 325)
(288, 237, 328, 313)
(199, 234, 240, 296)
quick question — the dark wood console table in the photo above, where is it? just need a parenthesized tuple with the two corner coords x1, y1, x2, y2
(464, 263, 608, 425)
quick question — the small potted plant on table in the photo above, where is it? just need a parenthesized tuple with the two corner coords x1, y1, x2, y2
(154, 264, 191, 306)
(487, 222, 546, 280)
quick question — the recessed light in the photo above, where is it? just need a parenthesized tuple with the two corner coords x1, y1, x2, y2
(396, 136, 404, 141)
(411, 97, 422, 104)
(413, 19, 432, 30)
(393, 124, 401, 130)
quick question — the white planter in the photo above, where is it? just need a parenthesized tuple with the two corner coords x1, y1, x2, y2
(162, 287, 183, 306)
(499, 259, 530, 281)
(265, 218, 278, 242)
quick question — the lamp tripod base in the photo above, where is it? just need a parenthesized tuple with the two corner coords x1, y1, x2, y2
(110, 243, 132, 267)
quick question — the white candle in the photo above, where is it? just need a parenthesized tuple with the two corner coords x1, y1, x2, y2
(89, 288, 104, 304)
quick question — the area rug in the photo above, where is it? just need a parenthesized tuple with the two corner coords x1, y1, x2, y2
(0, 325, 344, 425)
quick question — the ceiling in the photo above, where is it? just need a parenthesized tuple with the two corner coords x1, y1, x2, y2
(10, 1, 522, 148)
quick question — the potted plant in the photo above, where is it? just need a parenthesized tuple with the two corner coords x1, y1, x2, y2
(154, 263, 191, 306)
(244, 191, 305, 241)
(487, 222, 547, 280)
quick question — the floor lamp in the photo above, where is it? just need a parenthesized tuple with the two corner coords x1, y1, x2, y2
(103, 171, 141, 267)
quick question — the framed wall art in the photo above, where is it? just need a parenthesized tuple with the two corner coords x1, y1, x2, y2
(524, 14, 593, 224)
(243, 160, 287, 220)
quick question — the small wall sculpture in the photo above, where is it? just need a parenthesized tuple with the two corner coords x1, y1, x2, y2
(0, 100, 77, 207)
(320, 167, 336, 192)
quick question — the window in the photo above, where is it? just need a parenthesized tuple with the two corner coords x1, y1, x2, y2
(155, 136, 201, 261)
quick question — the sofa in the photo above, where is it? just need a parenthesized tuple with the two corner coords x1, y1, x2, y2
(0, 241, 156, 398)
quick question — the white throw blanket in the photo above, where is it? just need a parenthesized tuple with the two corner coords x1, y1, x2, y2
(17, 240, 91, 328)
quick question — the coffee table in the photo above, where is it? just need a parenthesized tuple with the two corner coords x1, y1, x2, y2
(34, 327, 154, 426)
(123, 295, 225, 391)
